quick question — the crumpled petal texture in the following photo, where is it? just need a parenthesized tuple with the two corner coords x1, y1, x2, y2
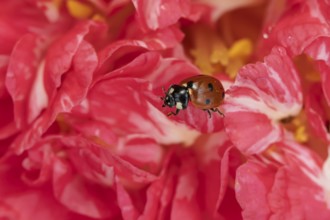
(236, 141, 330, 220)
(223, 46, 302, 154)
(132, 0, 202, 30)
(3, 0, 330, 219)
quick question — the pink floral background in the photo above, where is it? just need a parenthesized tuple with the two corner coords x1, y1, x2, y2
(1, 0, 330, 219)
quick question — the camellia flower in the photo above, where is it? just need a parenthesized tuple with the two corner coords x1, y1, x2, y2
(2, 0, 330, 220)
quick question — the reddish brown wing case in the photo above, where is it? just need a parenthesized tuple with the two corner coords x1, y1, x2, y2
(180, 75, 225, 109)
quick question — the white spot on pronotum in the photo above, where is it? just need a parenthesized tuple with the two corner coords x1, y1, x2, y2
(169, 88, 174, 94)
(176, 102, 183, 109)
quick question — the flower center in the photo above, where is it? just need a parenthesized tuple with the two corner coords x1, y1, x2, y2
(279, 54, 329, 159)
(280, 111, 309, 143)
(183, 2, 267, 78)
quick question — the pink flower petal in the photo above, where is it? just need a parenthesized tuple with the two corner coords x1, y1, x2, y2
(225, 111, 282, 154)
(116, 182, 140, 220)
(52, 158, 120, 218)
(237, 141, 330, 219)
(216, 146, 234, 209)
(191, 131, 238, 219)
(268, 154, 330, 219)
(11, 23, 99, 153)
(138, 168, 175, 220)
(0, 1, 50, 54)
(259, 0, 330, 56)
(0, 55, 9, 97)
(304, 86, 329, 142)
(44, 21, 102, 99)
(57, 135, 158, 184)
(138, 150, 178, 220)
(132, 0, 200, 31)
(235, 160, 275, 220)
(96, 32, 186, 78)
(0, 155, 95, 220)
(170, 156, 201, 220)
(304, 37, 330, 105)
(224, 47, 301, 154)
(5, 34, 45, 129)
(0, 98, 16, 140)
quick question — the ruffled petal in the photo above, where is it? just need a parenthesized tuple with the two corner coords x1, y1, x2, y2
(304, 37, 330, 105)
(11, 22, 100, 153)
(0, 155, 95, 220)
(236, 141, 330, 220)
(235, 160, 274, 220)
(5, 34, 46, 129)
(52, 157, 120, 219)
(132, 0, 201, 31)
(223, 47, 302, 154)
(259, 0, 330, 56)
(170, 155, 201, 219)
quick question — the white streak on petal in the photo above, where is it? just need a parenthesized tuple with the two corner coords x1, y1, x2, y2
(199, 131, 227, 164)
(226, 94, 301, 120)
(128, 102, 200, 146)
(314, 42, 330, 61)
(29, 60, 48, 123)
(175, 172, 197, 200)
(37, 2, 60, 22)
(321, 151, 330, 207)
(60, 94, 74, 111)
(245, 124, 281, 154)
(307, 0, 327, 24)
(145, 0, 160, 29)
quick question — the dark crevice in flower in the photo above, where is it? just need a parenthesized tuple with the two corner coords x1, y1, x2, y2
(280, 110, 308, 143)
(325, 120, 330, 133)
(280, 116, 294, 124)
(293, 54, 321, 89)
(292, 54, 329, 159)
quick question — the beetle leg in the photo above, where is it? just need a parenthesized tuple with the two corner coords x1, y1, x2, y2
(211, 108, 225, 117)
(204, 109, 212, 118)
(167, 109, 180, 116)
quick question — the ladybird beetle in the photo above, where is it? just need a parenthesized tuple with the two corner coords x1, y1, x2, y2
(161, 75, 225, 117)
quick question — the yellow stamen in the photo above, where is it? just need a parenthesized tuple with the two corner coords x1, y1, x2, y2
(186, 25, 253, 77)
(67, 0, 94, 19)
(294, 125, 308, 143)
(191, 48, 215, 74)
(227, 39, 253, 78)
(281, 112, 309, 143)
(228, 38, 253, 59)
(188, 25, 217, 74)
(92, 13, 106, 22)
(210, 40, 229, 66)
